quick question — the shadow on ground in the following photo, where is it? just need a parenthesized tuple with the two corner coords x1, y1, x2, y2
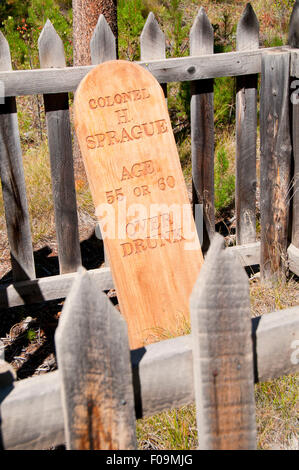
(0, 231, 105, 380)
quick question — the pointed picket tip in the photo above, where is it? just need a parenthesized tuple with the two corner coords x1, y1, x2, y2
(190, 7, 213, 55)
(237, 3, 259, 51)
(288, 0, 299, 48)
(55, 267, 127, 352)
(140, 12, 165, 60)
(140, 12, 165, 45)
(55, 267, 136, 450)
(0, 30, 12, 71)
(90, 14, 116, 64)
(190, 233, 249, 315)
(190, 233, 256, 451)
(38, 19, 66, 67)
(54, 266, 87, 349)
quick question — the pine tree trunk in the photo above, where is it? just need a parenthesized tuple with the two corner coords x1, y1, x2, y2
(73, 0, 117, 65)
(72, 0, 118, 173)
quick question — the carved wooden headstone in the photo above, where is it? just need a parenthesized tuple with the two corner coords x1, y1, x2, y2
(74, 60, 203, 348)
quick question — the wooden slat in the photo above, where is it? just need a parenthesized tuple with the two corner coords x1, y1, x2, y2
(0, 46, 294, 97)
(253, 306, 299, 382)
(0, 244, 257, 309)
(0, 31, 35, 282)
(55, 268, 136, 450)
(236, 3, 259, 245)
(287, 242, 299, 276)
(2, 304, 299, 449)
(289, 4, 299, 248)
(0, 267, 113, 309)
(2, 240, 299, 310)
(38, 21, 81, 275)
(90, 14, 117, 268)
(90, 14, 117, 65)
(229, 240, 260, 266)
(140, 12, 167, 99)
(291, 50, 299, 76)
(288, 0, 299, 50)
(260, 52, 292, 283)
(231, 240, 299, 274)
(190, 234, 256, 450)
(1, 370, 65, 450)
(0, 241, 259, 309)
(190, 7, 215, 252)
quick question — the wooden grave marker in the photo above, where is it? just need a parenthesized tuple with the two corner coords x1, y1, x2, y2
(74, 60, 204, 349)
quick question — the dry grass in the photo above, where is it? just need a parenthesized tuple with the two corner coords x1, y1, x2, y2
(136, 277, 299, 450)
(250, 276, 299, 316)
(255, 374, 299, 450)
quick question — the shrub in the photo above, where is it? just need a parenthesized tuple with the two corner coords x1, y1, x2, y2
(1, 0, 72, 69)
(118, 0, 148, 60)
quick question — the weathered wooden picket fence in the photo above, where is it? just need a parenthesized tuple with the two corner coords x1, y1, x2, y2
(0, 2, 299, 450)
(1, 3, 299, 307)
(1, 234, 298, 450)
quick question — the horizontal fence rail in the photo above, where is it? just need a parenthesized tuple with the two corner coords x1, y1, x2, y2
(0, 267, 113, 309)
(0, 47, 296, 97)
(1, 235, 299, 449)
(1, 305, 298, 449)
(0, 2, 298, 289)
(2, 242, 299, 310)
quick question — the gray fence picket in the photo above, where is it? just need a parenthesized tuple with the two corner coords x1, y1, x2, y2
(190, 234, 257, 450)
(140, 12, 167, 99)
(190, 8, 215, 252)
(55, 268, 136, 450)
(289, 1, 299, 249)
(1, 303, 299, 449)
(260, 52, 292, 283)
(38, 20, 82, 274)
(90, 14, 117, 268)
(0, 31, 35, 281)
(90, 14, 117, 65)
(236, 3, 259, 245)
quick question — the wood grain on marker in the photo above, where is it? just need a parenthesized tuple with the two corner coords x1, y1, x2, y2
(74, 60, 203, 348)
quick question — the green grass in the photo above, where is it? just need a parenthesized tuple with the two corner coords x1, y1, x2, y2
(136, 374, 298, 450)
(255, 374, 299, 450)
(137, 405, 198, 450)
(135, 276, 299, 450)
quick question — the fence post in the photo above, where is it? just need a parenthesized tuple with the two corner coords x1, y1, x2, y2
(140, 12, 167, 100)
(55, 268, 136, 450)
(90, 14, 117, 268)
(289, 2, 299, 250)
(236, 3, 259, 245)
(38, 20, 82, 275)
(260, 51, 292, 283)
(90, 14, 117, 65)
(0, 32, 36, 282)
(190, 234, 256, 450)
(190, 8, 215, 252)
